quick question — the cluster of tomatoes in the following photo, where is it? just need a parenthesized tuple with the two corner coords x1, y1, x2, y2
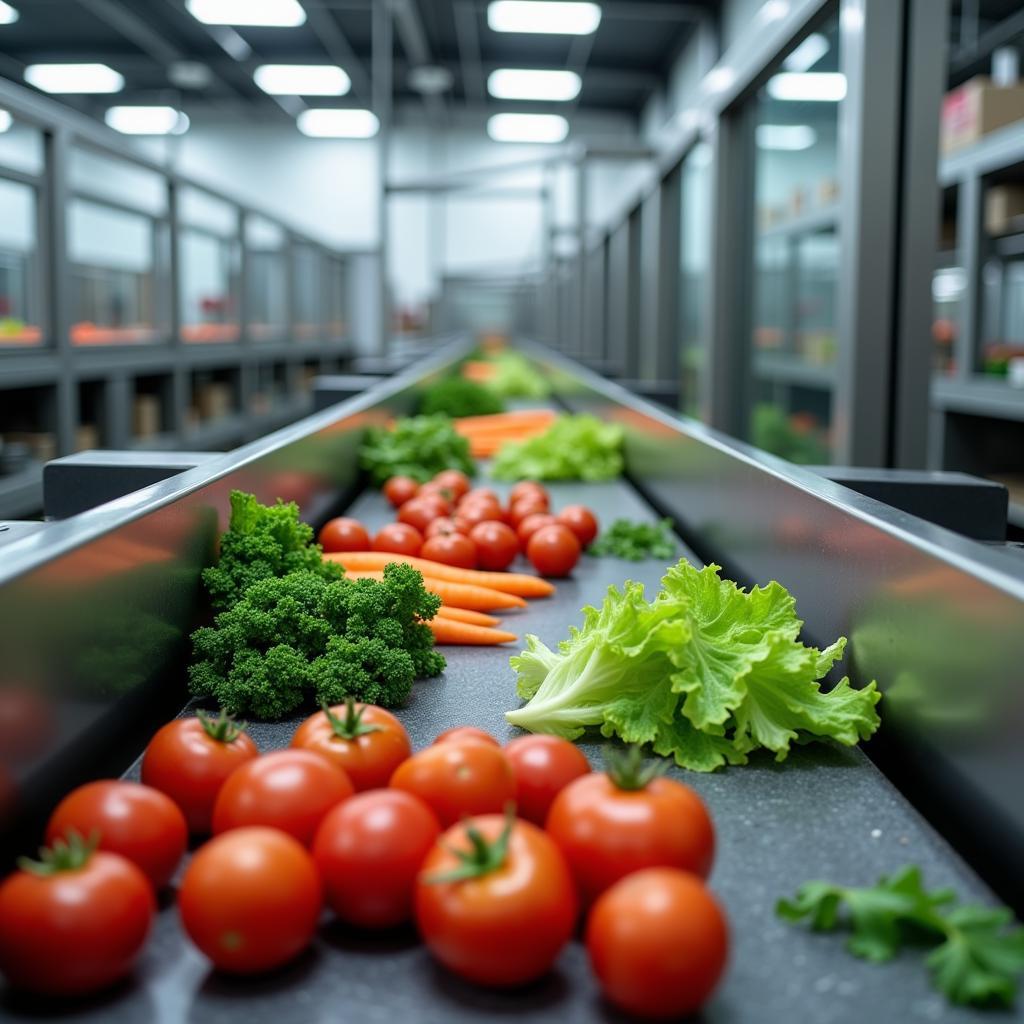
(0, 707, 728, 1019)
(319, 469, 598, 579)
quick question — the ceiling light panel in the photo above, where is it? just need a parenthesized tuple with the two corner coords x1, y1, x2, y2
(297, 109, 379, 138)
(756, 124, 816, 151)
(186, 0, 306, 27)
(783, 33, 830, 73)
(255, 64, 350, 96)
(487, 113, 569, 143)
(488, 2, 601, 35)
(488, 69, 581, 101)
(105, 106, 189, 136)
(767, 72, 847, 102)
(25, 64, 124, 94)
(0, 111, 11, 133)
(0, 2, 18, 25)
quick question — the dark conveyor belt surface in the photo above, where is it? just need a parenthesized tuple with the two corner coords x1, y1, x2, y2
(2, 478, 1011, 1024)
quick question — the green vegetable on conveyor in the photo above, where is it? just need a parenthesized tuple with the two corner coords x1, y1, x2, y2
(359, 414, 476, 485)
(588, 518, 677, 561)
(419, 377, 505, 418)
(506, 560, 880, 772)
(476, 350, 550, 399)
(492, 414, 624, 481)
(202, 490, 343, 612)
(778, 865, 1024, 1008)
(190, 564, 445, 719)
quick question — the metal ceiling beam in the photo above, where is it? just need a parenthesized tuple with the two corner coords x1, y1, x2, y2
(454, 0, 486, 104)
(393, 0, 446, 122)
(304, 3, 372, 99)
(76, 0, 182, 64)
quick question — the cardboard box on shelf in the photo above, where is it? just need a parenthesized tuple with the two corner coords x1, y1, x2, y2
(133, 395, 162, 438)
(985, 184, 1024, 236)
(941, 76, 1024, 154)
(196, 383, 232, 421)
(4, 432, 57, 464)
(817, 178, 839, 206)
(74, 424, 100, 452)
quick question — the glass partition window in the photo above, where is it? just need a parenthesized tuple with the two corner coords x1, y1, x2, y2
(70, 148, 167, 216)
(180, 188, 240, 344)
(748, 13, 841, 463)
(246, 217, 286, 342)
(69, 200, 162, 345)
(293, 244, 322, 340)
(327, 257, 348, 339)
(679, 143, 711, 416)
(0, 114, 44, 177)
(0, 178, 42, 346)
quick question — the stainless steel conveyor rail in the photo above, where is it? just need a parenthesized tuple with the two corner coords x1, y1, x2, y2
(0, 338, 1021, 1022)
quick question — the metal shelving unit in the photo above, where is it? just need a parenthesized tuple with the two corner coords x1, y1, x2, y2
(931, 117, 1024, 481)
(0, 77, 379, 519)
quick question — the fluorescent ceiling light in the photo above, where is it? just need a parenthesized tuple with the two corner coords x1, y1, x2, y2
(759, 1, 790, 22)
(255, 64, 350, 96)
(756, 124, 816, 150)
(488, 2, 601, 35)
(25, 64, 124, 94)
(0, 2, 18, 25)
(487, 112, 568, 143)
(783, 33, 829, 73)
(0, 111, 10, 133)
(767, 72, 847, 101)
(105, 106, 189, 136)
(186, 0, 305, 27)
(297, 109, 379, 138)
(487, 68, 581, 101)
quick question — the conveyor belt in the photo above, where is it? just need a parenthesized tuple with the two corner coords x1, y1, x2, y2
(1, 471, 1007, 1023)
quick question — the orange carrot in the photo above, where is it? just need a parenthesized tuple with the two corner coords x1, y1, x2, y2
(343, 569, 526, 611)
(436, 606, 501, 628)
(454, 410, 556, 431)
(325, 551, 554, 598)
(425, 617, 518, 646)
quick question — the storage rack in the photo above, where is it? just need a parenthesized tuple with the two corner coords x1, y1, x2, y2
(934, 117, 1024, 518)
(0, 77, 378, 520)
(0, 338, 1021, 1021)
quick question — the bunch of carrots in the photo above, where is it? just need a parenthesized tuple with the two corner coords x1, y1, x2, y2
(323, 551, 554, 648)
(452, 410, 558, 459)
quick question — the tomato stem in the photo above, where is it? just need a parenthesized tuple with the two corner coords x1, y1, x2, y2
(322, 698, 383, 740)
(197, 708, 248, 744)
(18, 829, 99, 876)
(425, 804, 516, 884)
(604, 744, 666, 791)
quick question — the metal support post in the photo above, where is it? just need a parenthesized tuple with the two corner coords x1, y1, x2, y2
(373, 0, 393, 356)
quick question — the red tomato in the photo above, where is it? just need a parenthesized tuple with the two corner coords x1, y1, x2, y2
(212, 749, 354, 845)
(291, 700, 412, 791)
(509, 481, 549, 505)
(546, 768, 714, 905)
(526, 524, 580, 577)
(458, 501, 503, 528)
(373, 522, 423, 556)
(468, 521, 518, 571)
(557, 505, 599, 547)
(415, 814, 577, 987)
(504, 735, 590, 825)
(460, 487, 499, 507)
(318, 517, 371, 552)
(390, 741, 515, 826)
(0, 687, 53, 763)
(421, 533, 478, 569)
(398, 496, 449, 533)
(383, 476, 419, 508)
(587, 869, 728, 1018)
(418, 480, 457, 505)
(433, 726, 500, 747)
(433, 469, 471, 501)
(178, 827, 322, 974)
(46, 780, 187, 890)
(516, 512, 557, 550)
(141, 711, 259, 834)
(425, 515, 470, 538)
(313, 790, 440, 929)
(0, 838, 154, 995)
(509, 496, 549, 527)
